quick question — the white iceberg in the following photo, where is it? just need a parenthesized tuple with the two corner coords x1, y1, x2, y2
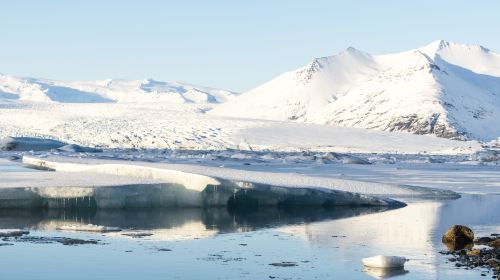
(0, 136, 66, 151)
(0, 229, 30, 237)
(0, 155, 413, 209)
(362, 255, 407, 268)
(56, 224, 121, 233)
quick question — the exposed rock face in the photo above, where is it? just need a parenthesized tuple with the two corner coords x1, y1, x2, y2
(442, 225, 474, 250)
(384, 114, 463, 140)
(486, 258, 500, 268)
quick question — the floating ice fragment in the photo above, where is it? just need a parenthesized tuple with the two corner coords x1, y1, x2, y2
(57, 224, 121, 233)
(362, 255, 407, 268)
(0, 229, 30, 237)
(0, 136, 66, 151)
(57, 144, 102, 153)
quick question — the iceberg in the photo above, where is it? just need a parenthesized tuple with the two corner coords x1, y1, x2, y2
(0, 137, 66, 151)
(362, 255, 407, 268)
(0, 155, 416, 209)
(57, 224, 121, 233)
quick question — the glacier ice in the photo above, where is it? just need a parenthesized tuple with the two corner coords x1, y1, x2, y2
(56, 224, 121, 233)
(0, 156, 413, 209)
(0, 137, 66, 151)
(57, 144, 102, 153)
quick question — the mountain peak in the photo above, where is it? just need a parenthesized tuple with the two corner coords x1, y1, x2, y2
(417, 40, 451, 58)
(212, 40, 500, 141)
(346, 46, 359, 52)
(342, 46, 370, 57)
(418, 40, 493, 58)
(432, 39, 451, 49)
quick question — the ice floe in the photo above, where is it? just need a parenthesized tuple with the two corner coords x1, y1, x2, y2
(362, 255, 407, 268)
(0, 156, 418, 209)
(0, 137, 66, 151)
(0, 154, 464, 209)
(56, 223, 121, 233)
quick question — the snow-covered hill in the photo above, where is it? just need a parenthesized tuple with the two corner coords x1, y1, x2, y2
(0, 75, 236, 104)
(211, 40, 500, 141)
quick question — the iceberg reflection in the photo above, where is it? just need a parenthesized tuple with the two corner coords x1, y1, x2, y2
(0, 206, 396, 240)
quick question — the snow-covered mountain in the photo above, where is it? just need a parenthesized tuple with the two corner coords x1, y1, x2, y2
(211, 40, 500, 141)
(0, 75, 236, 104)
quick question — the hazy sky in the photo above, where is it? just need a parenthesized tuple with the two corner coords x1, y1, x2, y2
(1, 0, 499, 92)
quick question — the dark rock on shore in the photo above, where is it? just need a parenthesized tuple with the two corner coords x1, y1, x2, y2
(269, 261, 298, 267)
(442, 225, 474, 250)
(442, 227, 500, 279)
(489, 239, 500, 249)
(486, 258, 500, 267)
(475, 237, 494, 244)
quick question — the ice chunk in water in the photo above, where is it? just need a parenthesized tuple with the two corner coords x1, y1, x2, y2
(0, 136, 66, 151)
(362, 255, 407, 268)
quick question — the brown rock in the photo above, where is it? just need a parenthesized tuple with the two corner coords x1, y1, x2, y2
(442, 225, 474, 250)
(489, 238, 500, 248)
(486, 258, 500, 268)
(466, 249, 481, 256)
(443, 242, 473, 252)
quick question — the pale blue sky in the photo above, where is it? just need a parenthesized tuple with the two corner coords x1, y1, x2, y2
(1, 0, 499, 92)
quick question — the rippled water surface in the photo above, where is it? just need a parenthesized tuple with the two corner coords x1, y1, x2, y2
(0, 194, 499, 280)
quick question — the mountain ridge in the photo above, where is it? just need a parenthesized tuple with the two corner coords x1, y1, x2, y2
(211, 40, 500, 141)
(0, 74, 237, 104)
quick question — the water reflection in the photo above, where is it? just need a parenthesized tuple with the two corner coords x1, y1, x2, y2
(363, 267, 409, 279)
(0, 206, 396, 239)
(0, 195, 498, 280)
(275, 194, 500, 279)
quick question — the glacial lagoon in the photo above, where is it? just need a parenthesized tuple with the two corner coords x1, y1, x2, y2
(1, 194, 499, 280)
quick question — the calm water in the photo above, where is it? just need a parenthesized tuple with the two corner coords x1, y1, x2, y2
(0, 194, 499, 280)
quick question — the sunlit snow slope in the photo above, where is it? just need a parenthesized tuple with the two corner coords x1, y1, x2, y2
(0, 75, 236, 104)
(212, 40, 500, 141)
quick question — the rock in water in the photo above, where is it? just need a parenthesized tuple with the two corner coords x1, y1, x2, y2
(466, 249, 481, 256)
(442, 225, 474, 250)
(474, 236, 494, 244)
(362, 255, 407, 268)
(485, 258, 500, 268)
